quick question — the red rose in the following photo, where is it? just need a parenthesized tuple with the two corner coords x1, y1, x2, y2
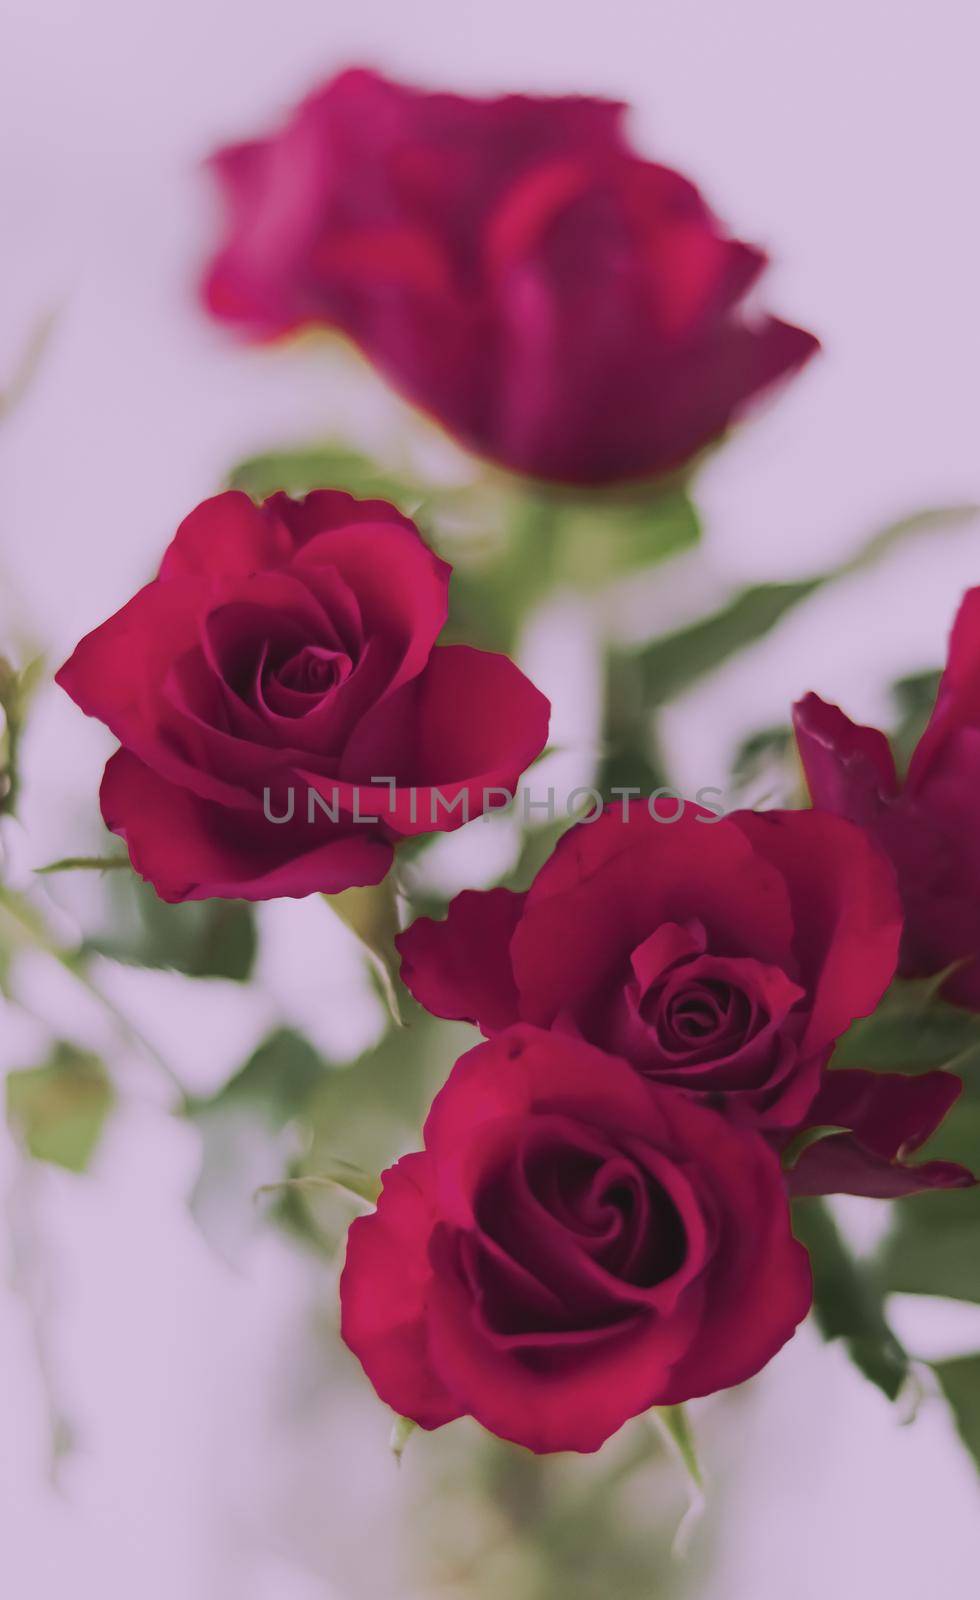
(56, 490, 549, 901)
(203, 69, 818, 486)
(340, 1025, 811, 1453)
(794, 588, 980, 1008)
(397, 803, 902, 1130)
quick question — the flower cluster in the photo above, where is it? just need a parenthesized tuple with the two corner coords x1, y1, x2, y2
(55, 67, 978, 1460)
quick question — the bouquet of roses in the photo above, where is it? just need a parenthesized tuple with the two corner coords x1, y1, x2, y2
(6, 69, 979, 1531)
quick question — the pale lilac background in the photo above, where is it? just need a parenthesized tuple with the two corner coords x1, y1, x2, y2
(2, 1, 980, 1595)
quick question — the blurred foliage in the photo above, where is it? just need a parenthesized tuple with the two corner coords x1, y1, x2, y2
(631, 578, 822, 708)
(186, 1027, 332, 1260)
(84, 870, 257, 981)
(541, 485, 699, 588)
(729, 723, 797, 806)
(6, 1042, 114, 1172)
(793, 1197, 909, 1402)
(596, 650, 670, 797)
(932, 1354, 980, 1475)
(229, 442, 420, 506)
(302, 1001, 475, 1180)
(38, 854, 129, 875)
(0, 652, 45, 819)
(876, 1070, 980, 1306)
(826, 973, 980, 1469)
(409, 1419, 699, 1600)
(326, 880, 405, 1026)
(227, 440, 700, 654)
(190, 1026, 329, 1118)
(182, 1004, 473, 1260)
(0, 308, 58, 425)
(618, 504, 975, 714)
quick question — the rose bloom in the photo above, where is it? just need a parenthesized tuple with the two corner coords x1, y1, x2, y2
(56, 490, 549, 901)
(795, 587, 980, 1010)
(398, 801, 901, 1132)
(203, 68, 818, 486)
(341, 1026, 811, 1453)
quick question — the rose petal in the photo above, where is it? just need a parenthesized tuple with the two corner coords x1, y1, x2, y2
(332, 644, 550, 833)
(793, 692, 899, 817)
(512, 805, 796, 1029)
(733, 809, 902, 1057)
(158, 491, 292, 581)
(397, 888, 526, 1031)
(340, 1153, 462, 1430)
(786, 1068, 976, 1199)
(101, 749, 391, 902)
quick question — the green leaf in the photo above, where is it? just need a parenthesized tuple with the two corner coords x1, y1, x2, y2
(440, 493, 566, 653)
(228, 443, 419, 507)
(832, 978, 980, 1074)
(389, 1415, 417, 1463)
(875, 1061, 980, 1304)
(650, 1404, 703, 1490)
(729, 723, 799, 805)
(877, 1127, 980, 1298)
(301, 1002, 474, 1186)
(847, 504, 978, 571)
(633, 579, 821, 706)
(191, 1028, 329, 1124)
(255, 1154, 380, 1208)
(0, 653, 46, 818)
(325, 880, 405, 1026)
(793, 1197, 909, 1400)
(628, 504, 977, 708)
(932, 1353, 980, 1475)
(186, 1029, 331, 1260)
(890, 668, 943, 772)
(6, 1044, 114, 1172)
(37, 855, 130, 875)
(880, 1217, 980, 1305)
(781, 1125, 850, 1172)
(85, 875, 257, 982)
(648, 1404, 706, 1557)
(552, 487, 700, 589)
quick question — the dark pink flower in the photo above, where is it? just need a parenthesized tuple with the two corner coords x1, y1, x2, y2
(341, 1026, 811, 1453)
(204, 69, 818, 485)
(794, 587, 980, 1008)
(57, 490, 549, 901)
(397, 803, 902, 1131)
